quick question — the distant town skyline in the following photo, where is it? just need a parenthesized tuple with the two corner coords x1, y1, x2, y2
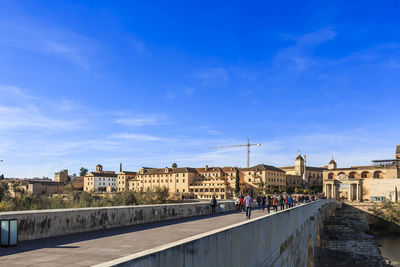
(0, 1, 399, 178)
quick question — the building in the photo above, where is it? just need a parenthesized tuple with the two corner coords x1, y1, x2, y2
(280, 153, 326, 189)
(84, 164, 118, 193)
(131, 167, 198, 195)
(189, 166, 231, 200)
(54, 169, 68, 183)
(323, 146, 400, 201)
(5, 180, 65, 196)
(117, 171, 137, 192)
(240, 164, 286, 190)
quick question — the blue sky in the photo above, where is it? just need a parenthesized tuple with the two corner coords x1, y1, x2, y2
(1, 1, 400, 178)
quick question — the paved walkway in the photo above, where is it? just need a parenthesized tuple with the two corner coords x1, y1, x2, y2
(0, 207, 289, 266)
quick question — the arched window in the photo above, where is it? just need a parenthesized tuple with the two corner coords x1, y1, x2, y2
(361, 171, 370, 178)
(373, 171, 383, 179)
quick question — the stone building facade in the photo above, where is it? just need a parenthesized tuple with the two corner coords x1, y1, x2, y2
(323, 146, 400, 201)
(280, 153, 326, 189)
(54, 169, 68, 183)
(84, 164, 118, 193)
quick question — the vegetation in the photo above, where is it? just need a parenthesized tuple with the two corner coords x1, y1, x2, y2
(0, 186, 171, 212)
(172, 163, 177, 168)
(235, 175, 240, 195)
(79, 167, 88, 176)
(370, 201, 400, 227)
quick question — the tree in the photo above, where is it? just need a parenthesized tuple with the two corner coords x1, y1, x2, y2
(79, 167, 88, 177)
(172, 163, 177, 168)
(250, 187, 254, 197)
(0, 174, 4, 180)
(235, 174, 240, 195)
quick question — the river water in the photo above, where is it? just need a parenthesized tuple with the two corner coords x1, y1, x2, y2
(377, 234, 400, 266)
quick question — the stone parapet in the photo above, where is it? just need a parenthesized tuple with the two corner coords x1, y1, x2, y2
(0, 201, 236, 241)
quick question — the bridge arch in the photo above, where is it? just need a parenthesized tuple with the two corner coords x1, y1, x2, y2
(361, 171, 371, 178)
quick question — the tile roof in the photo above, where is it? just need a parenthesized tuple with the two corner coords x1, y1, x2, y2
(243, 164, 285, 173)
(87, 172, 117, 178)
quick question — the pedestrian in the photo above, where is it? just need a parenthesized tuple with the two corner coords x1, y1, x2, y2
(288, 195, 293, 208)
(280, 196, 285, 210)
(257, 195, 262, 210)
(211, 196, 217, 213)
(267, 196, 272, 214)
(285, 196, 289, 209)
(235, 197, 241, 211)
(272, 196, 278, 212)
(261, 195, 266, 211)
(244, 194, 253, 219)
(240, 195, 244, 212)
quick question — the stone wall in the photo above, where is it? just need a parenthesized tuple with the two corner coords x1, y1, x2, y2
(93, 200, 340, 267)
(0, 201, 236, 241)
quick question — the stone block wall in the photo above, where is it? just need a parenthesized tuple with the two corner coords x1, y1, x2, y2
(0, 201, 236, 241)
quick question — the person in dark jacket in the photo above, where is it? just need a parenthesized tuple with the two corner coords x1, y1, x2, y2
(211, 196, 217, 213)
(280, 196, 285, 210)
(256, 195, 262, 210)
(261, 195, 266, 211)
(267, 196, 272, 214)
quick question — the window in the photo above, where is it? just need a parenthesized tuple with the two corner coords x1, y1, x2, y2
(177, 179, 179, 183)
(177, 189, 179, 192)
(182, 189, 185, 192)
(183, 173, 185, 177)
(183, 179, 185, 183)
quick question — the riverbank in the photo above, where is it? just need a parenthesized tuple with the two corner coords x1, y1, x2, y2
(376, 233, 400, 267)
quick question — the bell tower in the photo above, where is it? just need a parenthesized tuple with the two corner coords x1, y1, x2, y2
(295, 152, 305, 176)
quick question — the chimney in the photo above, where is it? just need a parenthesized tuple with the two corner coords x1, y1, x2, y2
(120, 163, 122, 172)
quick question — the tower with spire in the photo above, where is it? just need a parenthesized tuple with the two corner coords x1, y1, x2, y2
(328, 157, 337, 170)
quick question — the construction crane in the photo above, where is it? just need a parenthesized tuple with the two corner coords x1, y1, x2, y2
(208, 138, 261, 168)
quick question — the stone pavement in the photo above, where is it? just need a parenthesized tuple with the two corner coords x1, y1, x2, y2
(0, 208, 279, 267)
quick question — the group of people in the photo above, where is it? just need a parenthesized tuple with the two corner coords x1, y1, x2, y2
(234, 194, 316, 219)
(210, 194, 317, 219)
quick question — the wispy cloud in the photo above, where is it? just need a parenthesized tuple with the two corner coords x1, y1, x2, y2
(115, 114, 168, 126)
(274, 27, 337, 74)
(0, 18, 99, 70)
(109, 133, 164, 141)
(193, 67, 229, 88)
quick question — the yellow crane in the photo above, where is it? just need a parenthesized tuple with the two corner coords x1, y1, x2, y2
(208, 138, 261, 168)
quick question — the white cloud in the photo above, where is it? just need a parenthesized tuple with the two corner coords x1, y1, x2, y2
(109, 133, 164, 141)
(115, 114, 168, 126)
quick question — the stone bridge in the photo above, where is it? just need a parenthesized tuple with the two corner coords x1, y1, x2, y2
(0, 200, 339, 266)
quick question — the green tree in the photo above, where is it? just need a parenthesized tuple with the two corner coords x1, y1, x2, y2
(235, 174, 240, 195)
(0, 182, 8, 201)
(79, 167, 88, 177)
(172, 163, 177, 168)
(0, 174, 4, 180)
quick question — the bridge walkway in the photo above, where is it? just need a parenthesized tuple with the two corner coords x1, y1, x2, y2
(0, 207, 291, 267)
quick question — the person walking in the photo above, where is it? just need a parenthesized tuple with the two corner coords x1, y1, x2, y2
(288, 195, 293, 208)
(267, 196, 272, 214)
(240, 195, 244, 212)
(244, 194, 253, 219)
(261, 195, 266, 211)
(235, 197, 241, 211)
(272, 196, 278, 212)
(280, 196, 285, 211)
(256, 195, 262, 210)
(211, 196, 217, 214)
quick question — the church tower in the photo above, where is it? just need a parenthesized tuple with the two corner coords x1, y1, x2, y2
(96, 164, 103, 173)
(328, 157, 337, 170)
(295, 153, 305, 176)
